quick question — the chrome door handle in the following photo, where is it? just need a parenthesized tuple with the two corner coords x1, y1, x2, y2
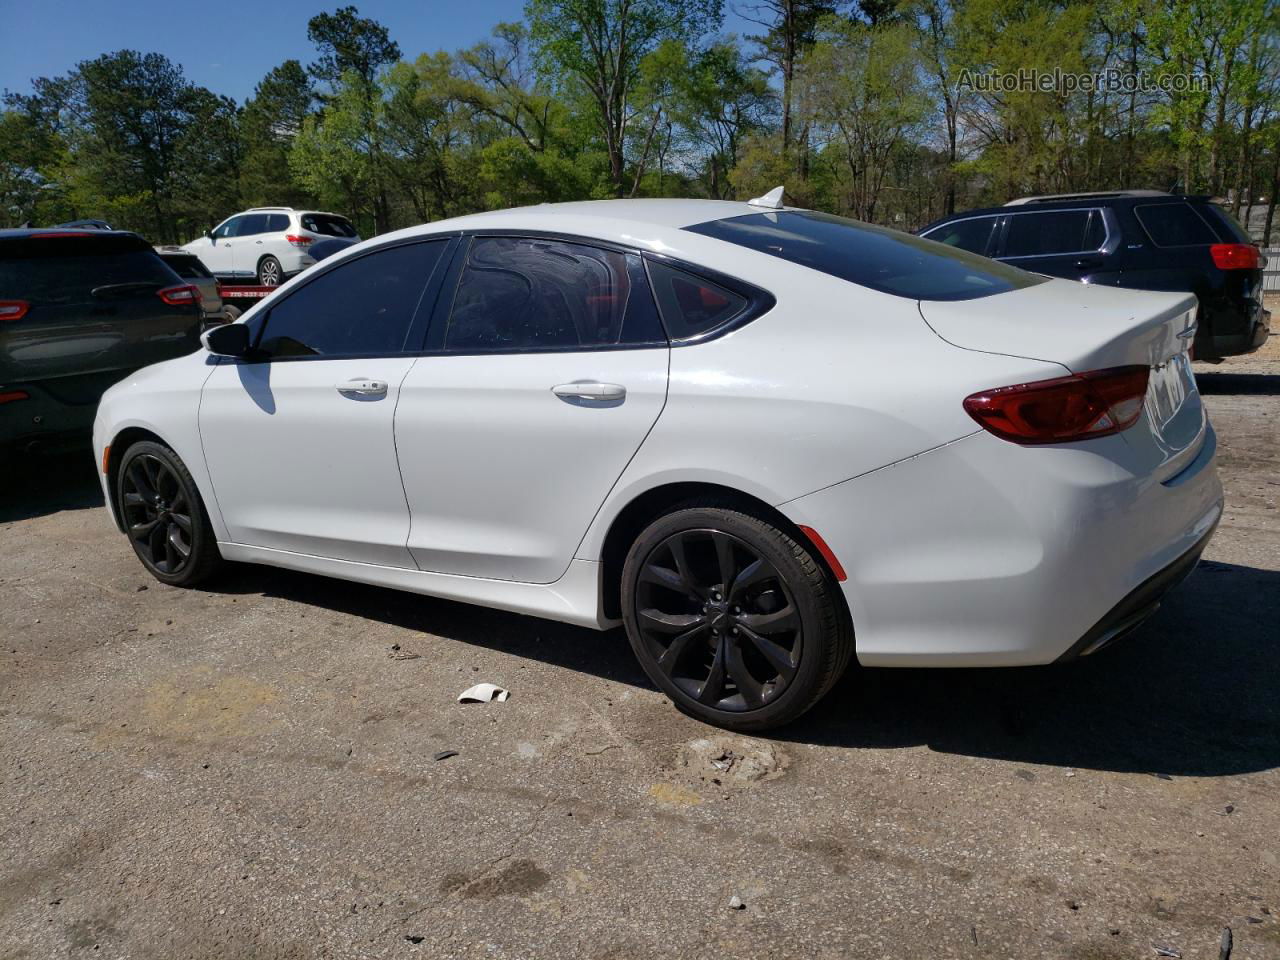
(551, 381, 626, 401)
(337, 378, 388, 397)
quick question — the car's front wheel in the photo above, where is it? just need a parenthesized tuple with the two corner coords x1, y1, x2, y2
(621, 505, 853, 731)
(257, 255, 282, 286)
(116, 440, 223, 586)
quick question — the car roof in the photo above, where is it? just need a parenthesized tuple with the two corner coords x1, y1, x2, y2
(375, 199, 786, 248)
(1004, 189, 1174, 205)
(0, 227, 148, 243)
(919, 194, 1216, 233)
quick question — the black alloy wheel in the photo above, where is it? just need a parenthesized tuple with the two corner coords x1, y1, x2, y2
(116, 440, 223, 586)
(622, 506, 853, 731)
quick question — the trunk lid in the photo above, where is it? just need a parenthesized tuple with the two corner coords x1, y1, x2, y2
(920, 278, 1206, 478)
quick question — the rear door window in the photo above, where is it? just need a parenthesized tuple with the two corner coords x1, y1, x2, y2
(255, 240, 446, 358)
(1003, 210, 1102, 257)
(923, 216, 1000, 255)
(1135, 203, 1219, 247)
(685, 210, 1044, 301)
(443, 236, 666, 352)
(238, 214, 270, 237)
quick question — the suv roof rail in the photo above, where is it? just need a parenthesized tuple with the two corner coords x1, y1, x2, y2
(245, 206, 295, 212)
(1005, 190, 1173, 206)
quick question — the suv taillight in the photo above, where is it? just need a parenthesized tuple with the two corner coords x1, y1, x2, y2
(1209, 243, 1262, 270)
(963, 366, 1150, 445)
(285, 234, 313, 247)
(0, 300, 30, 322)
(157, 284, 202, 306)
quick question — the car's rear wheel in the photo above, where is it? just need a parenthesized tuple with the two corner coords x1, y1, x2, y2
(116, 440, 223, 586)
(621, 505, 853, 731)
(257, 255, 282, 286)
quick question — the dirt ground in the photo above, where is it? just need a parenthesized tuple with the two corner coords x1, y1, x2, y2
(1, 319, 1277, 960)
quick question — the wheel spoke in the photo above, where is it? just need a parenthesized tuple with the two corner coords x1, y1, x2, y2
(712, 531, 737, 590)
(697, 636, 728, 705)
(737, 604, 798, 635)
(129, 516, 162, 539)
(123, 491, 146, 507)
(127, 461, 157, 501)
(169, 512, 192, 533)
(638, 609, 704, 635)
(640, 562, 684, 592)
(656, 623, 706, 677)
(668, 536, 702, 597)
(738, 625, 797, 681)
(725, 639, 765, 708)
(728, 557, 773, 601)
(168, 523, 191, 558)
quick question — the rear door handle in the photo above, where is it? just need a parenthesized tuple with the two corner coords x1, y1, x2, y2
(552, 381, 626, 401)
(337, 378, 388, 398)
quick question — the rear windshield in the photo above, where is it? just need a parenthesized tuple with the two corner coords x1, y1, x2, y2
(1197, 204, 1252, 244)
(160, 254, 212, 279)
(302, 214, 357, 238)
(684, 210, 1046, 301)
(0, 237, 176, 305)
(1135, 203, 1219, 247)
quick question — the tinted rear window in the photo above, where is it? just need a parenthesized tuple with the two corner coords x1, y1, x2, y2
(685, 210, 1045, 301)
(1135, 203, 1218, 247)
(302, 214, 358, 238)
(160, 254, 212, 279)
(1197, 204, 1251, 244)
(0, 238, 175, 305)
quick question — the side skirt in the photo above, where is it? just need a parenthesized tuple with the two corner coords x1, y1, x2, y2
(216, 542, 615, 630)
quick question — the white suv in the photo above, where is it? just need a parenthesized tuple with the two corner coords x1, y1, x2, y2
(183, 207, 360, 286)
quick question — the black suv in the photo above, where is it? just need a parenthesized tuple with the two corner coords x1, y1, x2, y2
(1, 229, 204, 454)
(918, 191, 1270, 361)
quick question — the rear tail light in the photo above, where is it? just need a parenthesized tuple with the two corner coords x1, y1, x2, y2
(1209, 243, 1262, 270)
(0, 390, 30, 405)
(963, 365, 1150, 445)
(285, 234, 313, 247)
(157, 284, 202, 306)
(0, 300, 30, 322)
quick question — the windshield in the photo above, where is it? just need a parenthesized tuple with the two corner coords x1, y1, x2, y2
(685, 210, 1047, 301)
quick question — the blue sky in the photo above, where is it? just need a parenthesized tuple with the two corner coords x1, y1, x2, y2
(0, 0, 759, 103)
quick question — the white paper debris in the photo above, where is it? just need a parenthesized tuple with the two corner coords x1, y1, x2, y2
(458, 682, 510, 703)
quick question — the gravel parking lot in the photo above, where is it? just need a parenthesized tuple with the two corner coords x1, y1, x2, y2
(2, 328, 1277, 960)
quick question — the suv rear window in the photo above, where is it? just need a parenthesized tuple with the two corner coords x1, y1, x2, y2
(302, 214, 358, 238)
(1135, 203, 1218, 247)
(0, 236, 176, 305)
(1197, 204, 1252, 244)
(160, 253, 212, 279)
(685, 210, 1045, 301)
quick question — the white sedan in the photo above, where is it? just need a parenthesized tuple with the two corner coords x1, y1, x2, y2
(93, 194, 1223, 730)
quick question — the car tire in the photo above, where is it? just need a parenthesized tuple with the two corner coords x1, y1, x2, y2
(621, 504, 853, 731)
(116, 440, 224, 587)
(257, 255, 282, 287)
(222, 304, 241, 321)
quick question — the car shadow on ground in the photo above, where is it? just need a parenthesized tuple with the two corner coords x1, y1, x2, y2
(210, 558, 1280, 779)
(0, 449, 103, 524)
(1196, 371, 1280, 395)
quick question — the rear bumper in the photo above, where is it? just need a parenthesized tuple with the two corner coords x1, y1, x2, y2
(1201, 304, 1270, 359)
(780, 425, 1223, 667)
(0, 383, 96, 451)
(1054, 519, 1217, 661)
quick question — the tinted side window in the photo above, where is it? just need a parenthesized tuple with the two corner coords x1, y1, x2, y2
(266, 213, 290, 232)
(213, 217, 243, 240)
(444, 237, 666, 352)
(685, 210, 1044, 301)
(238, 214, 270, 237)
(646, 261, 747, 340)
(256, 241, 446, 358)
(925, 216, 998, 255)
(1136, 203, 1219, 247)
(1004, 210, 1097, 257)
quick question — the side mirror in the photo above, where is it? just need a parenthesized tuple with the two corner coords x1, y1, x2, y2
(202, 322, 252, 358)
(207, 231, 217, 243)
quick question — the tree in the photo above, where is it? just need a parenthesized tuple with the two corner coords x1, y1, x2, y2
(240, 60, 315, 207)
(307, 7, 401, 231)
(526, 0, 724, 196)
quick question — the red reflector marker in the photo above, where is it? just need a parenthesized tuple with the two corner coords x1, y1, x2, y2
(0, 300, 30, 322)
(1209, 243, 1262, 270)
(157, 284, 202, 306)
(0, 390, 30, 405)
(964, 365, 1150, 445)
(797, 525, 848, 582)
